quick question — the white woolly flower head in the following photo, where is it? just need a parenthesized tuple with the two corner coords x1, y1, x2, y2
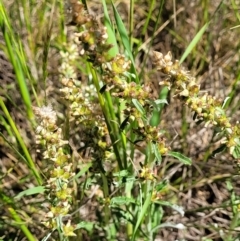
(33, 105, 57, 124)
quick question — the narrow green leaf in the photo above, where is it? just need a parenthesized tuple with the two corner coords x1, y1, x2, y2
(132, 191, 152, 239)
(102, 0, 118, 58)
(180, 22, 209, 64)
(179, 1, 223, 64)
(15, 186, 45, 200)
(111, 1, 132, 61)
(132, 99, 145, 115)
(112, 207, 133, 222)
(72, 163, 92, 181)
(222, 96, 231, 109)
(9, 207, 37, 241)
(111, 1, 139, 83)
(1, 192, 14, 205)
(42, 232, 53, 241)
(155, 200, 185, 217)
(75, 221, 94, 232)
(0, 98, 42, 185)
(152, 99, 168, 111)
(113, 170, 129, 177)
(110, 196, 136, 206)
(151, 86, 169, 126)
(0, 5, 33, 118)
(168, 151, 192, 165)
(226, 180, 233, 192)
(232, 145, 240, 159)
(151, 222, 185, 232)
(151, 142, 162, 163)
(155, 180, 168, 192)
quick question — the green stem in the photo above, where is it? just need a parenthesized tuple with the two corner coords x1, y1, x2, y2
(141, 0, 156, 36)
(0, 98, 42, 185)
(129, 0, 134, 50)
(90, 66, 124, 170)
(101, 172, 111, 224)
(9, 207, 36, 241)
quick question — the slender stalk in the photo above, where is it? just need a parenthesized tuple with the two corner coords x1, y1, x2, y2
(9, 207, 36, 241)
(90, 66, 124, 170)
(129, 0, 134, 50)
(0, 98, 42, 185)
(101, 172, 111, 224)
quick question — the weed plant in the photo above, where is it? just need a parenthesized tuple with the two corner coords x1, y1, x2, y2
(0, 0, 240, 241)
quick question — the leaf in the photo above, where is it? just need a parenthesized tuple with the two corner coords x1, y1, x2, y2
(168, 151, 192, 165)
(0, 7, 33, 118)
(151, 99, 168, 111)
(155, 200, 185, 217)
(102, 0, 118, 58)
(42, 232, 53, 241)
(150, 86, 169, 126)
(132, 99, 145, 116)
(75, 221, 94, 232)
(232, 145, 240, 159)
(72, 163, 92, 181)
(113, 176, 136, 187)
(110, 196, 136, 206)
(151, 142, 162, 163)
(112, 207, 133, 222)
(155, 180, 168, 192)
(180, 22, 209, 64)
(179, 0, 224, 64)
(226, 180, 233, 192)
(132, 191, 152, 239)
(112, 176, 136, 188)
(111, 1, 139, 83)
(222, 96, 231, 109)
(15, 186, 45, 200)
(110, 1, 133, 62)
(151, 222, 186, 233)
(113, 170, 129, 177)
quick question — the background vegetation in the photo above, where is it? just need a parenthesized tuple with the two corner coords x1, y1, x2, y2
(0, 0, 240, 240)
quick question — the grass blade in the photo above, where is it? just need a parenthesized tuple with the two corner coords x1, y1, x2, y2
(0, 97, 42, 185)
(111, 1, 139, 83)
(132, 188, 152, 239)
(179, 22, 209, 64)
(102, 0, 119, 58)
(0, 3, 33, 119)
